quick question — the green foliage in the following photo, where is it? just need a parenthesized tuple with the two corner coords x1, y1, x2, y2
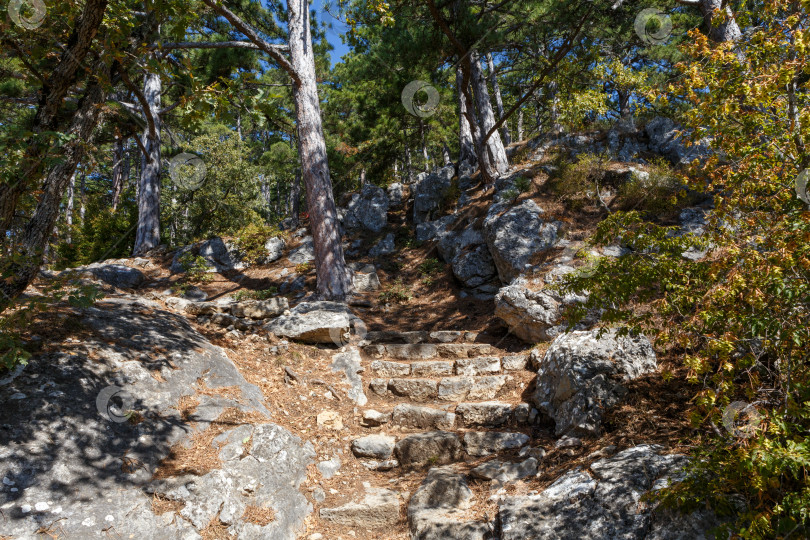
(178, 252, 213, 284)
(54, 199, 137, 269)
(295, 262, 313, 274)
(514, 175, 532, 193)
(379, 279, 413, 304)
(234, 223, 285, 265)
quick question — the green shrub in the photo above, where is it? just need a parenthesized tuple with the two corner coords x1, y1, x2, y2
(233, 288, 278, 301)
(514, 175, 532, 193)
(379, 279, 412, 304)
(179, 252, 213, 284)
(235, 223, 285, 265)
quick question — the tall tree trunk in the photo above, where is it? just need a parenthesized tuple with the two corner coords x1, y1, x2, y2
(0, 0, 109, 236)
(112, 138, 125, 211)
(421, 123, 431, 172)
(486, 53, 511, 145)
(79, 171, 86, 223)
(517, 108, 525, 141)
(548, 80, 561, 133)
(405, 137, 414, 182)
(442, 143, 452, 166)
(456, 66, 477, 166)
(133, 69, 162, 255)
(0, 72, 110, 312)
(288, 0, 352, 300)
(470, 50, 509, 176)
(66, 171, 76, 244)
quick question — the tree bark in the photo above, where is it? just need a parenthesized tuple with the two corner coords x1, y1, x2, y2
(470, 50, 509, 175)
(288, 0, 352, 300)
(133, 69, 162, 255)
(486, 53, 511, 145)
(66, 171, 76, 244)
(0, 72, 110, 312)
(112, 138, 125, 211)
(517, 108, 524, 141)
(456, 66, 477, 166)
(0, 0, 109, 235)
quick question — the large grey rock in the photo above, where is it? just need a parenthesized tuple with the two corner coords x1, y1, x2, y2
(0, 295, 312, 540)
(320, 487, 401, 528)
(408, 467, 491, 540)
(194, 236, 248, 271)
(287, 236, 315, 264)
(387, 182, 409, 207)
(471, 458, 539, 483)
(413, 165, 455, 225)
(455, 402, 514, 427)
(463, 431, 530, 456)
(484, 199, 562, 282)
(533, 329, 658, 436)
(263, 236, 286, 264)
(353, 271, 381, 292)
(351, 434, 396, 459)
(230, 298, 288, 319)
(345, 184, 390, 233)
(416, 215, 455, 243)
(395, 431, 463, 469)
(331, 348, 367, 405)
(498, 445, 721, 540)
(369, 233, 396, 257)
(66, 262, 146, 289)
(265, 301, 353, 343)
(392, 404, 456, 430)
(494, 282, 591, 343)
(452, 244, 497, 288)
(646, 116, 711, 166)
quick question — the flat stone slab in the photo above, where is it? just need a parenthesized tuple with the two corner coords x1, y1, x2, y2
(371, 360, 411, 377)
(385, 344, 439, 360)
(463, 431, 530, 456)
(411, 360, 454, 377)
(408, 467, 490, 540)
(438, 376, 506, 401)
(501, 355, 529, 371)
(470, 458, 538, 483)
(389, 378, 439, 401)
(392, 404, 456, 430)
(455, 356, 501, 376)
(361, 409, 392, 427)
(320, 488, 401, 528)
(265, 301, 353, 344)
(455, 401, 514, 427)
(395, 432, 463, 469)
(437, 343, 493, 358)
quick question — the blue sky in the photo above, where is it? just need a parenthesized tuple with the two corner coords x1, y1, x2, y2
(311, 0, 352, 63)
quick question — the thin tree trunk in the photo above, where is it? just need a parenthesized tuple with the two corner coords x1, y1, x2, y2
(517, 108, 524, 141)
(78, 171, 86, 224)
(133, 69, 162, 255)
(288, 0, 352, 300)
(66, 171, 76, 244)
(470, 50, 509, 175)
(112, 138, 125, 211)
(404, 136, 414, 183)
(457, 67, 477, 166)
(486, 52, 511, 145)
(0, 72, 110, 312)
(549, 81, 561, 133)
(442, 143, 452, 166)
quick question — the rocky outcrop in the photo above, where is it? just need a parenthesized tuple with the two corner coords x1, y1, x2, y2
(287, 236, 315, 264)
(494, 282, 591, 343)
(387, 182, 409, 208)
(263, 236, 286, 263)
(437, 226, 498, 289)
(369, 233, 396, 257)
(416, 215, 455, 243)
(171, 236, 247, 273)
(532, 329, 658, 436)
(413, 165, 455, 225)
(0, 296, 313, 540)
(265, 301, 353, 343)
(484, 200, 562, 283)
(497, 445, 721, 539)
(645, 117, 711, 166)
(345, 184, 390, 233)
(63, 262, 146, 289)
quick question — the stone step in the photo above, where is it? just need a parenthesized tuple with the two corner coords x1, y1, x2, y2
(370, 375, 508, 402)
(378, 401, 536, 431)
(365, 330, 478, 344)
(370, 357, 504, 378)
(361, 342, 494, 361)
(350, 430, 532, 470)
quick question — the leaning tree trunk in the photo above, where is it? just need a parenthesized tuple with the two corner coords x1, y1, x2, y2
(0, 73, 109, 312)
(470, 50, 509, 176)
(133, 69, 162, 255)
(456, 66, 477, 166)
(288, 0, 353, 300)
(111, 138, 126, 211)
(486, 53, 511, 146)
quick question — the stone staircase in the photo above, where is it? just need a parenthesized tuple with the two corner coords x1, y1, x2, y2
(320, 330, 541, 538)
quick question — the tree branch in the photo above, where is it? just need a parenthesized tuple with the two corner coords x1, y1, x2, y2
(120, 70, 157, 140)
(151, 40, 289, 52)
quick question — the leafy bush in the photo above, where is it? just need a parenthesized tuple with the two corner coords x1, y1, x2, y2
(178, 252, 213, 284)
(233, 288, 278, 301)
(235, 223, 285, 265)
(295, 262, 313, 274)
(514, 175, 532, 193)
